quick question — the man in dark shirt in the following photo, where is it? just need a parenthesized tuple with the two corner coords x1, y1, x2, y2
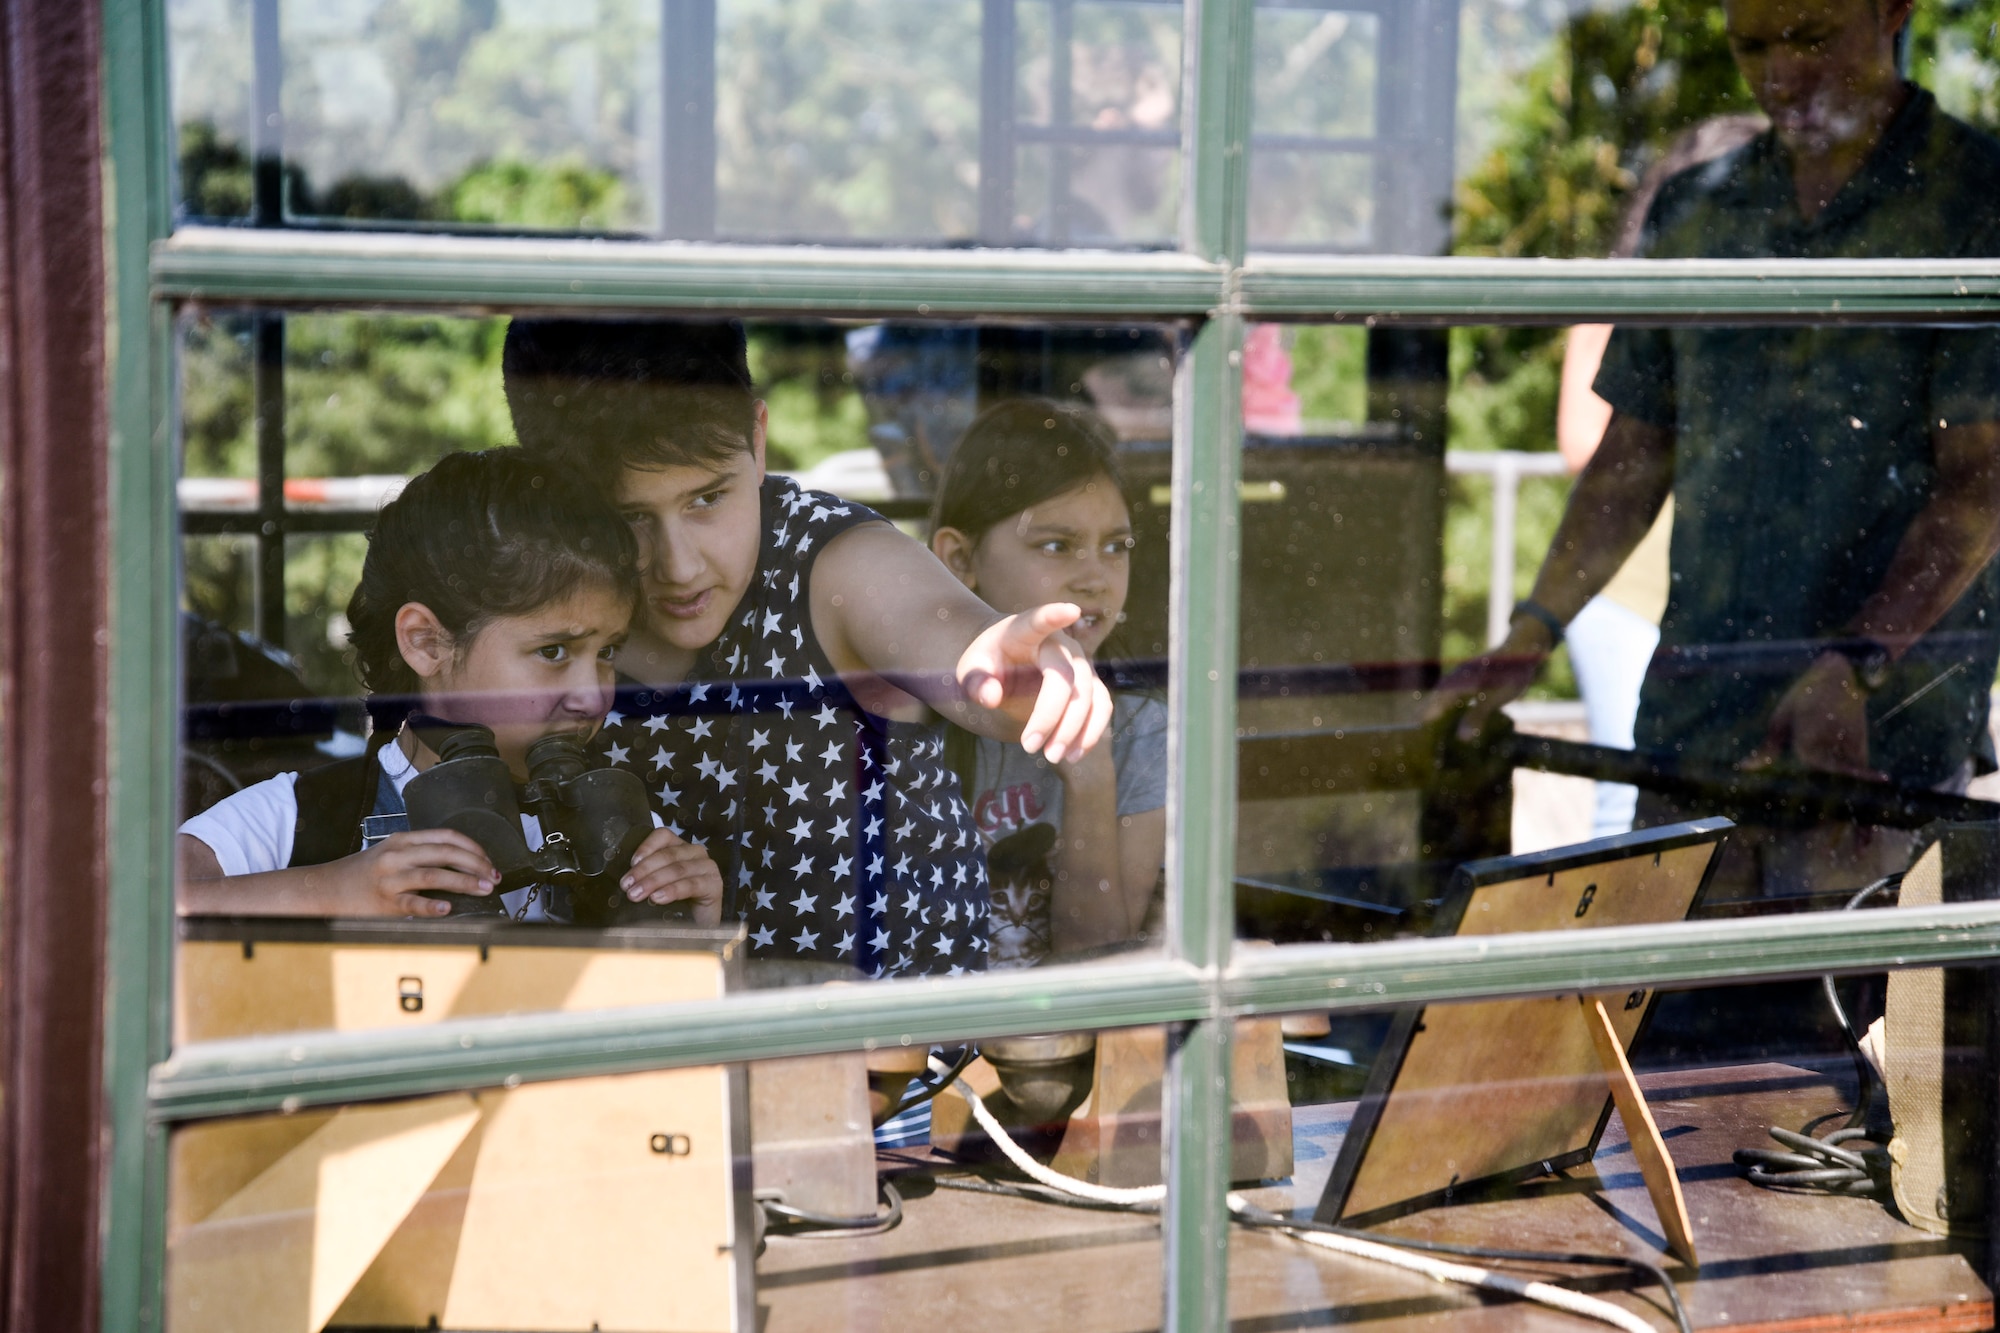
(1435, 0, 2000, 900)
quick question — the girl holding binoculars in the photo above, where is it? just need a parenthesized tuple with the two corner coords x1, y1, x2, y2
(176, 448, 723, 922)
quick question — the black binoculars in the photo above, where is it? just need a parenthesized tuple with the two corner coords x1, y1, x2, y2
(402, 724, 673, 925)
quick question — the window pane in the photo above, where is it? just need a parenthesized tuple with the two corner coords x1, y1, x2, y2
(166, 0, 1187, 246)
(170, 0, 662, 230)
(165, 1024, 1173, 1332)
(1233, 318, 2000, 950)
(175, 312, 1180, 1036)
(1250, 0, 2000, 256)
(1236, 959, 2000, 1327)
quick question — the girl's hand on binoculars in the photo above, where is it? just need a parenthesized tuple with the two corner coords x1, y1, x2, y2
(623, 829, 723, 925)
(350, 829, 498, 917)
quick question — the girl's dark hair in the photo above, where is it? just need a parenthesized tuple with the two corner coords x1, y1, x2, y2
(346, 448, 639, 722)
(929, 398, 1125, 542)
(502, 317, 758, 482)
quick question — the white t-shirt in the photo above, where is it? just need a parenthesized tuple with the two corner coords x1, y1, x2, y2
(179, 742, 622, 922)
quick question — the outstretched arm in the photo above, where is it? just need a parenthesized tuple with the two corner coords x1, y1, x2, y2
(1425, 413, 1675, 738)
(812, 522, 1113, 761)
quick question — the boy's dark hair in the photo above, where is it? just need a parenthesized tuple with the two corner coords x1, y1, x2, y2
(502, 317, 759, 481)
(929, 398, 1125, 543)
(346, 448, 639, 721)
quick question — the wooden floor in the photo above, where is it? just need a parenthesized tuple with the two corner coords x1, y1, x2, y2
(754, 1063, 1992, 1333)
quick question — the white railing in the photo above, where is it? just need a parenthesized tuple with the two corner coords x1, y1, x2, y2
(179, 450, 1573, 651)
(1446, 450, 1572, 648)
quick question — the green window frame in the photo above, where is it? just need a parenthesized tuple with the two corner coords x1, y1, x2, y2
(99, 0, 2000, 1328)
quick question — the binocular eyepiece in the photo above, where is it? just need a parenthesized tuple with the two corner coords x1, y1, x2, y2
(403, 723, 670, 925)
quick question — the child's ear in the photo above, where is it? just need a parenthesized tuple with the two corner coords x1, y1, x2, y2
(394, 603, 454, 679)
(751, 400, 769, 483)
(930, 527, 978, 591)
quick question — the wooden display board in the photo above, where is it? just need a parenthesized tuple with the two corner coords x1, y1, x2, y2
(1317, 818, 1730, 1233)
(168, 918, 752, 1333)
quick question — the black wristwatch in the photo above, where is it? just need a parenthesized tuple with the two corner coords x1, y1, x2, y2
(1832, 637, 1894, 693)
(1512, 598, 1566, 646)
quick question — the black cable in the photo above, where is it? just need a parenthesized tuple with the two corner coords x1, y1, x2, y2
(885, 1046, 978, 1123)
(760, 1179, 904, 1237)
(1820, 873, 1901, 1131)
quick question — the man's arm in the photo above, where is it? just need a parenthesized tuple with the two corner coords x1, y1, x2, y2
(1749, 421, 2000, 776)
(1427, 413, 1676, 737)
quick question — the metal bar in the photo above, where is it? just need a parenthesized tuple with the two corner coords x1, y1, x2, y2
(251, 315, 286, 644)
(1015, 123, 1183, 148)
(1163, 1017, 1233, 1333)
(101, 0, 178, 1326)
(145, 897, 2000, 1125)
(152, 228, 1224, 316)
(1050, 0, 1074, 244)
(1223, 899, 2000, 1014)
(154, 232, 2000, 322)
(661, 0, 718, 239)
(249, 0, 281, 225)
(1168, 0, 1254, 1320)
(1237, 256, 2000, 322)
(150, 957, 1211, 1122)
(1486, 451, 1518, 649)
(979, 0, 1018, 244)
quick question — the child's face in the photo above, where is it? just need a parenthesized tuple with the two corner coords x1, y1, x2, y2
(614, 425, 767, 657)
(411, 582, 631, 773)
(943, 475, 1133, 657)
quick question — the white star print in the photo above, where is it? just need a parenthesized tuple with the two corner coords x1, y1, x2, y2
(791, 927, 819, 951)
(791, 625, 804, 648)
(785, 740, 804, 763)
(834, 893, 855, 918)
(930, 865, 944, 888)
(870, 892, 889, 914)
(867, 854, 884, 879)
(789, 817, 814, 843)
(772, 523, 789, 547)
(804, 665, 823, 694)
(605, 742, 629, 765)
(796, 533, 814, 555)
(783, 778, 810, 804)
(929, 831, 946, 853)
(832, 854, 852, 879)
(763, 610, 784, 636)
(754, 888, 775, 910)
(605, 710, 624, 727)
(726, 686, 742, 711)
(903, 890, 923, 913)
(714, 764, 737, 789)
(752, 926, 775, 948)
(863, 780, 884, 803)
(813, 702, 838, 728)
(748, 728, 771, 751)
(695, 754, 718, 780)
(870, 928, 891, 951)
(789, 888, 817, 914)
(657, 783, 681, 805)
(864, 816, 882, 839)
(825, 780, 848, 803)
(644, 715, 669, 734)
(837, 931, 854, 954)
(766, 651, 787, 675)
(755, 761, 779, 784)
(689, 717, 713, 740)
(652, 747, 673, 770)
(792, 854, 816, 879)
(829, 816, 850, 840)
(894, 854, 912, 878)
(819, 739, 843, 765)
(934, 934, 955, 956)
(954, 862, 968, 886)
(689, 684, 710, 702)
(776, 699, 796, 720)
(810, 504, 830, 523)
(943, 900, 959, 924)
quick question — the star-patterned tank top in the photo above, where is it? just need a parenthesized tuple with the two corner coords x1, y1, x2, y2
(592, 474, 990, 979)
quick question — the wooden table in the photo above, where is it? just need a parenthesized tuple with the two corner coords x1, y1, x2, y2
(753, 1063, 1992, 1333)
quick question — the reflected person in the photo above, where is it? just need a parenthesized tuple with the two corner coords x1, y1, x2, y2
(1432, 0, 2000, 899)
